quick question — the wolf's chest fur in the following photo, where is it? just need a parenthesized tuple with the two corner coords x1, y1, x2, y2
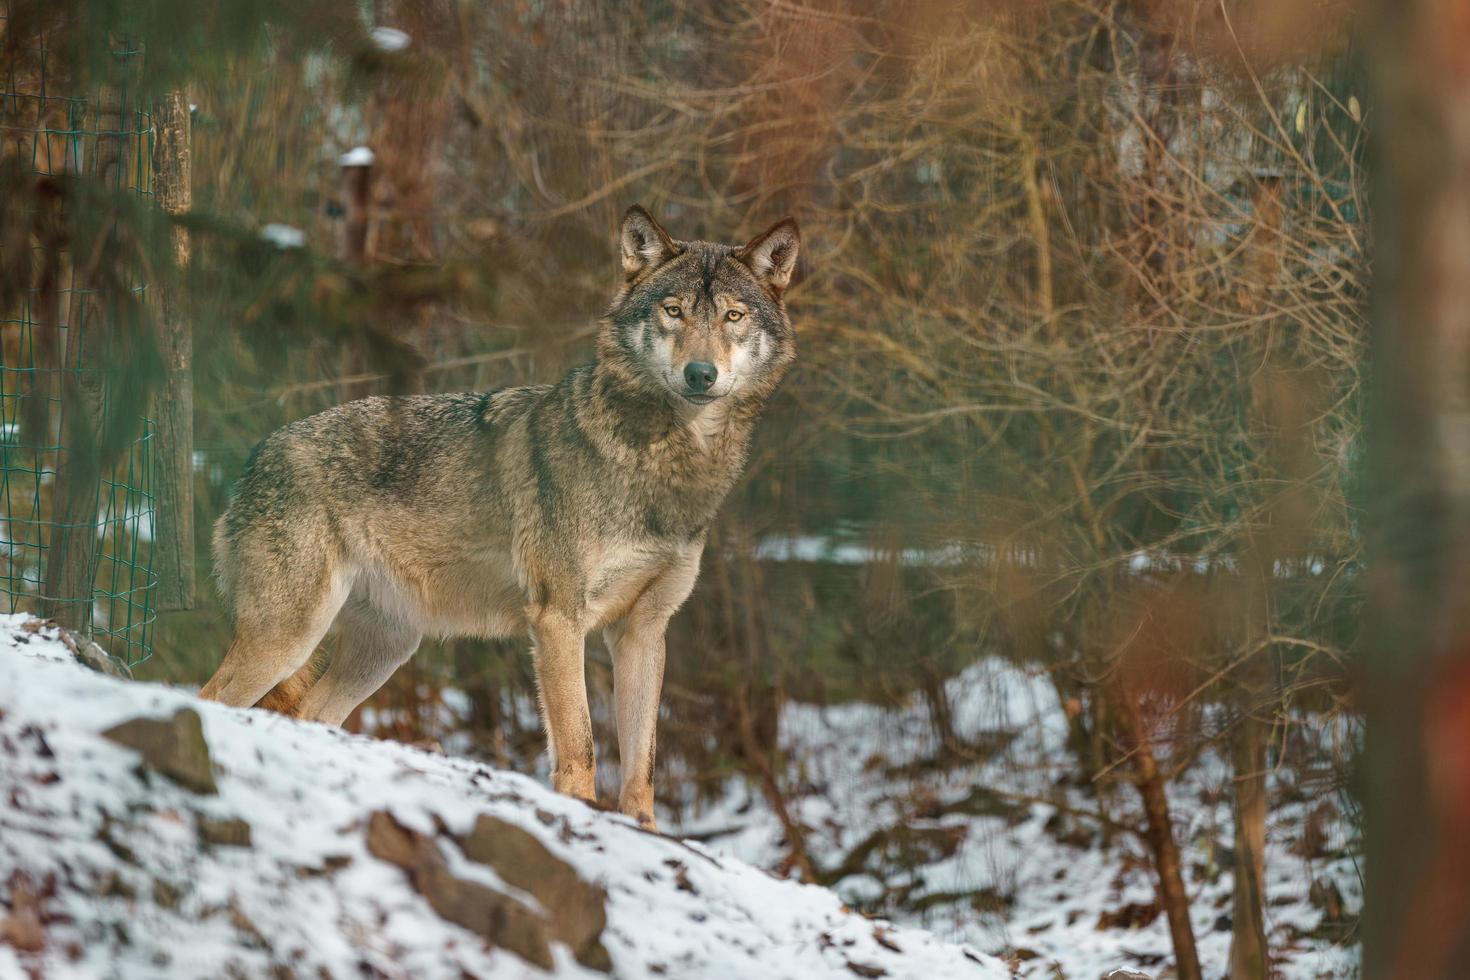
(495, 369, 756, 629)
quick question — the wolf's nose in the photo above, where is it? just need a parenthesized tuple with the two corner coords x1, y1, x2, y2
(683, 361, 718, 393)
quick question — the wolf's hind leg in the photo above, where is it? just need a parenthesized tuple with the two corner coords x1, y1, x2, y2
(200, 614, 343, 708)
(296, 606, 422, 727)
(253, 655, 325, 716)
(200, 552, 352, 709)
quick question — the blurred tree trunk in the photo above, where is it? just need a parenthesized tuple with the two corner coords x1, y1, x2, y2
(1366, 0, 1470, 974)
(1229, 175, 1288, 980)
(1112, 683, 1203, 980)
(43, 49, 135, 629)
(919, 668, 961, 756)
(453, 638, 511, 766)
(43, 310, 104, 630)
(152, 88, 195, 611)
(1229, 710, 1268, 979)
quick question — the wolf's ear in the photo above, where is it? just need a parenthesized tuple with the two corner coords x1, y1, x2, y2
(620, 205, 679, 280)
(736, 218, 800, 297)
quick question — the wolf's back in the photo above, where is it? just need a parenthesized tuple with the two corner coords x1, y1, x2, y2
(210, 389, 542, 608)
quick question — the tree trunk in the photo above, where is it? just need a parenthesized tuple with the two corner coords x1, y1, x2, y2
(1113, 689, 1203, 980)
(920, 669, 961, 756)
(42, 315, 104, 630)
(41, 53, 135, 630)
(734, 684, 816, 884)
(1229, 713, 1269, 979)
(1365, 0, 1470, 974)
(151, 88, 194, 610)
(1227, 170, 1287, 980)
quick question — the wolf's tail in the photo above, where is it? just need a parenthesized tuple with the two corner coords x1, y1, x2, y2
(253, 651, 326, 716)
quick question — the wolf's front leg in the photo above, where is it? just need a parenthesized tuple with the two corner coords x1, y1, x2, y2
(529, 607, 597, 802)
(604, 618, 667, 830)
(602, 553, 700, 831)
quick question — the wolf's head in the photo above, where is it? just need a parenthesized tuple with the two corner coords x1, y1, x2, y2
(600, 206, 799, 408)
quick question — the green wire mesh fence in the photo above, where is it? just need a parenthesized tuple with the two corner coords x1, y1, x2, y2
(0, 18, 158, 666)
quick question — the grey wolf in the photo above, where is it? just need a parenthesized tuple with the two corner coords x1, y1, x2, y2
(199, 206, 800, 827)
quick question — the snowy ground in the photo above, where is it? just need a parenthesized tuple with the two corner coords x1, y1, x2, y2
(669, 657, 1362, 979)
(0, 615, 1008, 980)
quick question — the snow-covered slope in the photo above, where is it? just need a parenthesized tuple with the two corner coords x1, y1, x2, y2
(0, 616, 1006, 980)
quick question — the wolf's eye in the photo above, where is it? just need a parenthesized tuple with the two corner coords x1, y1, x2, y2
(726, 309, 745, 322)
(663, 304, 683, 318)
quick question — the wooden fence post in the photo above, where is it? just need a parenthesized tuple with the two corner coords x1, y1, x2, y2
(340, 146, 374, 263)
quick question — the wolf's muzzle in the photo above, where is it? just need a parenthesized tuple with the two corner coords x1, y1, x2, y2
(683, 361, 719, 395)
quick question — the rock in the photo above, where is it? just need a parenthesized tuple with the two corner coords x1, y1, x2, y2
(1002, 947, 1042, 966)
(227, 899, 270, 951)
(197, 815, 252, 848)
(96, 814, 139, 865)
(74, 638, 132, 679)
(103, 709, 216, 795)
(44, 622, 131, 679)
(663, 858, 697, 896)
(152, 878, 183, 909)
(459, 813, 611, 972)
(96, 871, 135, 900)
(296, 854, 352, 878)
(366, 811, 555, 971)
(0, 872, 46, 953)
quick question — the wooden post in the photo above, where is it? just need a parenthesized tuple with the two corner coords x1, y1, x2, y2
(151, 89, 194, 610)
(340, 146, 374, 263)
(336, 146, 375, 401)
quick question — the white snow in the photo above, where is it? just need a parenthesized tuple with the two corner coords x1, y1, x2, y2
(259, 223, 305, 249)
(0, 615, 1005, 979)
(671, 657, 1362, 978)
(370, 27, 412, 52)
(750, 534, 1342, 580)
(339, 145, 376, 168)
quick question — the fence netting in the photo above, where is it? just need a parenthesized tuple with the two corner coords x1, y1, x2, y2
(0, 15, 158, 666)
